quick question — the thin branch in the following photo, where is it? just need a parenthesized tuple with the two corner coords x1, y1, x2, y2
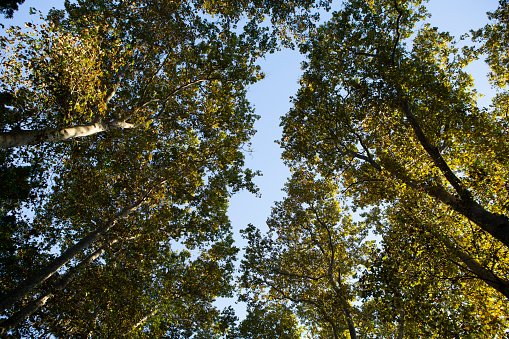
(269, 267, 328, 282)
(103, 65, 129, 110)
(346, 47, 377, 58)
(334, 142, 382, 171)
(391, 0, 403, 65)
(140, 53, 172, 99)
(352, 130, 379, 170)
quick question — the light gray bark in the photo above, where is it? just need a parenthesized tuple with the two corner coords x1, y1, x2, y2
(0, 75, 215, 150)
(0, 239, 117, 335)
(0, 190, 151, 314)
(127, 308, 159, 336)
(0, 119, 136, 149)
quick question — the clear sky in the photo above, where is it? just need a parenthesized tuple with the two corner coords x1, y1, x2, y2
(2, 0, 501, 324)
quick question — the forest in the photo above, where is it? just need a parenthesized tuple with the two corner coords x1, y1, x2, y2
(0, 0, 508, 337)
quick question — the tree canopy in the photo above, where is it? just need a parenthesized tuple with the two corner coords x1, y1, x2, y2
(0, 0, 331, 335)
(1, 0, 508, 337)
(0, 0, 25, 18)
(261, 0, 509, 336)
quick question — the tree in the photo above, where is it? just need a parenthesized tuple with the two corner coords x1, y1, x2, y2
(0, 0, 261, 334)
(233, 302, 303, 339)
(473, 0, 509, 88)
(0, 3, 260, 149)
(27, 235, 240, 338)
(0, 0, 332, 149)
(0, 0, 334, 335)
(280, 0, 509, 299)
(0, 0, 25, 19)
(241, 170, 372, 339)
(357, 203, 509, 338)
(241, 170, 509, 338)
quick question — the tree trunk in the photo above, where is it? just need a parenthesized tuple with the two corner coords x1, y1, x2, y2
(343, 305, 357, 339)
(440, 236, 509, 299)
(0, 119, 136, 149)
(398, 99, 509, 248)
(0, 192, 149, 313)
(0, 239, 117, 335)
(451, 200, 509, 250)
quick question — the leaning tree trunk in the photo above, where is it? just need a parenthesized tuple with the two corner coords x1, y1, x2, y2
(399, 98, 509, 249)
(0, 119, 136, 149)
(0, 238, 119, 335)
(0, 190, 151, 314)
(439, 235, 509, 299)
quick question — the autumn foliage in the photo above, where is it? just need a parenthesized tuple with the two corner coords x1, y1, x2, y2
(1, 0, 509, 338)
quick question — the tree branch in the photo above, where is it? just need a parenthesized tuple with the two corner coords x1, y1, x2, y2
(0, 237, 120, 335)
(391, 0, 403, 65)
(396, 98, 509, 247)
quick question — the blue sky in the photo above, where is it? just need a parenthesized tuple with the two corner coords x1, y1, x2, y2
(2, 0, 501, 324)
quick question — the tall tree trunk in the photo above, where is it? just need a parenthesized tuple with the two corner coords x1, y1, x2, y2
(0, 238, 118, 335)
(399, 99, 509, 248)
(0, 119, 136, 149)
(0, 190, 150, 314)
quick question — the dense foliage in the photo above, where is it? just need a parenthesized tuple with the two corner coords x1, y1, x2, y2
(0, 0, 333, 336)
(1, 0, 508, 338)
(0, 0, 25, 19)
(241, 0, 509, 338)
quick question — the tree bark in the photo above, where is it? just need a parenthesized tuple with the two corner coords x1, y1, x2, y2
(0, 239, 117, 335)
(399, 99, 509, 248)
(439, 236, 509, 299)
(0, 119, 136, 149)
(0, 191, 150, 314)
(342, 304, 357, 339)
(127, 308, 159, 336)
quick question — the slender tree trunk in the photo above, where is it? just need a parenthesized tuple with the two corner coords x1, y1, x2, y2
(328, 268, 357, 339)
(0, 191, 149, 314)
(0, 239, 118, 335)
(0, 119, 136, 149)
